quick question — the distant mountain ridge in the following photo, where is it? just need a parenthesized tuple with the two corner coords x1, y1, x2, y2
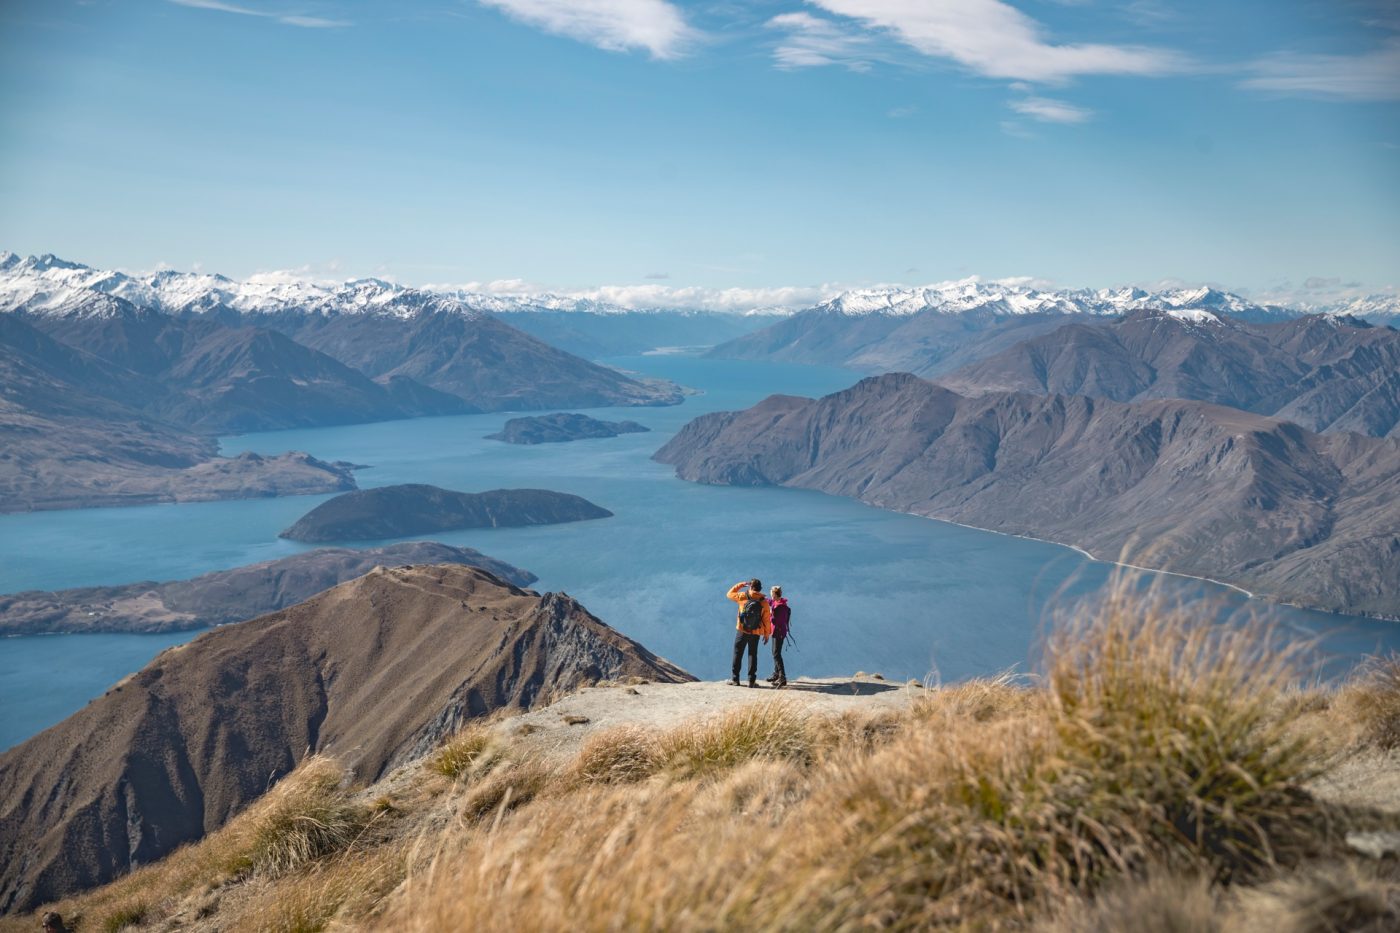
(0, 314, 356, 512)
(938, 309, 1400, 438)
(0, 252, 684, 426)
(4, 251, 1394, 325)
(709, 280, 1400, 381)
(655, 373, 1400, 620)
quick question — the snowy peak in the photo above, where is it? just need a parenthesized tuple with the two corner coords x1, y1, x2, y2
(814, 280, 1296, 322)
(0, 252, 490, 322)
(2, 251, 1397, 325)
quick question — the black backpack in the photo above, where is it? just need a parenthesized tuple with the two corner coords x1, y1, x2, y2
(739, 597, 765, 633)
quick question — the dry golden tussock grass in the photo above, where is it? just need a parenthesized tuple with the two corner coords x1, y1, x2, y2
(217, 756, 375, 880)
(12, 579, 1400, 933)
(1336, 654, 1400, 751)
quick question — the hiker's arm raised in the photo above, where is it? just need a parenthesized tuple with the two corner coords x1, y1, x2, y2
(726, 582, 747, 602)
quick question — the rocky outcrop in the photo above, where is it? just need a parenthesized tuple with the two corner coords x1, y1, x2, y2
(280, 484, 613, 543)
(0, 542, 537, 635)
(0, 564, 693, 914)
(655, 373, 1400, 619)
(486, 412, 650, 444)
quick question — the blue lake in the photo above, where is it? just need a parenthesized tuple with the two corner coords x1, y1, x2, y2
(2, 354, 1397, 751)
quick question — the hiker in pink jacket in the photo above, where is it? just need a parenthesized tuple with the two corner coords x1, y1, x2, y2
(767, 585, 791, 688)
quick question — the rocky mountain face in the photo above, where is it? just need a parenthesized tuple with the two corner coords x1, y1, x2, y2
(280, 484, 613, 543)
(655, 373, 1400, 619)
(938, 310, 1400, 438)
(0, 542, 538, 635)
(0, 315, 355, 512)
(0, 564, 694, 914)
(486, 412, 650, 444)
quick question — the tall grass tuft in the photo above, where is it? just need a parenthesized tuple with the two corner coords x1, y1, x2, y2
(659, 700, 814, 779)
(1339, 654, 1400, 750)
(1044, 579, 1329, 879)
(429, 721, 503, 781)
(571, 725, 664, 785)
(219, 756, 373, 879)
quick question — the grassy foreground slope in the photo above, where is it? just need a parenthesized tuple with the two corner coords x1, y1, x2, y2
(8, 582, 1400, 932)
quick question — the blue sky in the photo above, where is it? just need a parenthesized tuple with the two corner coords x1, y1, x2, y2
(1, 0, 1397, 306)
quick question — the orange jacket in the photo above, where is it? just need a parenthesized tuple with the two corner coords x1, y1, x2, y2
(727, 582, 773, 636)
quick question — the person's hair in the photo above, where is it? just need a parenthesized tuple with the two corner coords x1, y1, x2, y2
(750, 578, 762, 593)
(41, 913, 65, 932)
(771, 585, 782, 598)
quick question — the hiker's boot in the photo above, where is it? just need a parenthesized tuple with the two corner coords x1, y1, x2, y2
(727, 677, 740, 686)
(777, 679, 788, 689)
(749, 677, 758, 688)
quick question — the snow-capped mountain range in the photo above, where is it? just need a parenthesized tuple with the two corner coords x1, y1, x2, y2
(814, 281, 1294, 320)
(1, 251, 1396, 324)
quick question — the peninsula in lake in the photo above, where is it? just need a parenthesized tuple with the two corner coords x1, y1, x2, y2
(655, 373, 1400, 620)
(0, 542, 536, 635)
(280, 484, 613, 542)
(486, 412, 650, 444)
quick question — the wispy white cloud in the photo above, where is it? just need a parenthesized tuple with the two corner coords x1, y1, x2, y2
(1241, 37, 1400, 101)
(476, 0, 695, 60)
(806, 0, 1187, 82)
(766, 11, 881, 72)
(428, 278, 846, 312)
(1000, 120, 1037, 139)
(167, 0, 348, 28)
(1009, 94, 1093, 123)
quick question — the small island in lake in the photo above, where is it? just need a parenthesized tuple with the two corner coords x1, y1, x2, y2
(486, 412, 650, 445)
(280, 483, 613, 542)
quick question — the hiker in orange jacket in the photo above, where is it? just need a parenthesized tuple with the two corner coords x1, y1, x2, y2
(727, 578, 773, 687)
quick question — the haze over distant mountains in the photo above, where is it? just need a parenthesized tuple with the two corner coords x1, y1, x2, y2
(656, 373, 1400, 620)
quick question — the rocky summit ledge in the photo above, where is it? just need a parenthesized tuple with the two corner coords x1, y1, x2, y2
(492, 675, 922, 763)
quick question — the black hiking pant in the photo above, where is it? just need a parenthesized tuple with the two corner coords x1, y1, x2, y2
(771, 635, 787, 683)
(732, 631, 760, 682)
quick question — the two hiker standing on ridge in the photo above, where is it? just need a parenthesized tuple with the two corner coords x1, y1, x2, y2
(726, 579, 791, 688)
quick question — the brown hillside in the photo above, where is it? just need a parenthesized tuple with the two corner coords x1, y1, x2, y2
(0, 564, 692, 914)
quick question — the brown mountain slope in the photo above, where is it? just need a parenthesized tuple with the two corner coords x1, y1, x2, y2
(27, 305, 471, 433)
(937, 311, 1400, 437)
(0, 564, 693, 914)
(258, 310, 684, 410)
(654, 373, 1400, 619)
(0, 315, 355, 512)
(0, 542, 537, 635)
